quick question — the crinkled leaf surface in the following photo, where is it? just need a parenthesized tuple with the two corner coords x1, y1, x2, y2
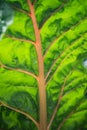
(0, 0, 87, 130)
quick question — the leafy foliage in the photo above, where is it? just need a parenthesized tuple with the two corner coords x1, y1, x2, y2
(0, 0, 87, 130)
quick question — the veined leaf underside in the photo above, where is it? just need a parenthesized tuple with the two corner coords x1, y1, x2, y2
(0, 0, 87, 130)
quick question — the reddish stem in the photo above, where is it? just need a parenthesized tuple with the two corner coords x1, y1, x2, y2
(27, 1, 47, 130)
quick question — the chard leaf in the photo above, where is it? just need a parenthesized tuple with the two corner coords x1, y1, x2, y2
(0, 0, 87, 130)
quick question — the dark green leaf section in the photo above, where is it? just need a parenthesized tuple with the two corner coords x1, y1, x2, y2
(6, 0, 29, 12)
(0, 107, 37, 130)
(9, 91, 38, 119)
(35, 0, 65, 28)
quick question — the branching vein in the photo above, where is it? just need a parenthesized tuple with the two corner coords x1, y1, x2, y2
(5, 34, 35, 45)
(0, 100, 39, 129)
(47, 71, 72, 130)
(57, 100, 84, 130)
(40, 0, 68, 29)
(44, 17, 87, 58)
(0, 61, 38, 80)
(45, 32, 87, 85)
(12, 6, 30, 16)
